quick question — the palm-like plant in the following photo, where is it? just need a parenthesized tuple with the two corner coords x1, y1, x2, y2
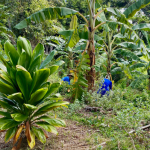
(0, 37, 68, 149)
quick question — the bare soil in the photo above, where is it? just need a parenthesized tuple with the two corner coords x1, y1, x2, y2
(0, 120, 106, 150)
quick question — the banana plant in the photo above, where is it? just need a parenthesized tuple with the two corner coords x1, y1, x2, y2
(0, 37, 68, 149)
(71, 52, 90, 102)
(14, 0, 150, 90)
(110, 39, 147, 88)
(132, 28, 150, 90)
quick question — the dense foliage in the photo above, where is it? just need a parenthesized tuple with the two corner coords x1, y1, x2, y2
(1, 0, 150, 149)
(0, 37, 68, 149)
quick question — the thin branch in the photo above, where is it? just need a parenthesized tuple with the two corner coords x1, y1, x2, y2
(82, 41, 89, 55)
(110, 37, 116, 46)
(86, 0, 92, 16)
(129, 124, 150, 134)
(110, 62, 117, 68)
(103, 40, 109, 51)
(111, 45, 118, 53)
(103, 64, 107, 69)
(93, 22, 106, 32)
(78, 12, 89, 25)
(94, 9, 105, 20)
(103, 47, 108, 55)
(85, 24, 89, 30)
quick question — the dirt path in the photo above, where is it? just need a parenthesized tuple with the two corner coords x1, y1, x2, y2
(0, 120, 107, 150)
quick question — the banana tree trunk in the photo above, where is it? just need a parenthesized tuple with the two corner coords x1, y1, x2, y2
(87, 0, 96, 90)
(107, 33, 112, 81)
(148, 76, 150, 91)
(147, 69, 150, 91)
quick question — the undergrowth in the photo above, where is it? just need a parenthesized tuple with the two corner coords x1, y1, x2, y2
(50, 83, 150, 150)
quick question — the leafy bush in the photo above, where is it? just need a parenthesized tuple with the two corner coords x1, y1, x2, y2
(71, 53, 90, 102)
(0, 37, 69, 149)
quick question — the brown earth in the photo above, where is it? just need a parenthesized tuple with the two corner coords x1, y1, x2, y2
(0, 120, 107, 150)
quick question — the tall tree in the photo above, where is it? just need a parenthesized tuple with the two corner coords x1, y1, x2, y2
(14, 0, 150, 90)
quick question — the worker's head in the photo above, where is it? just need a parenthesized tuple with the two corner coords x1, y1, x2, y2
(67, 74, 73, 79)
(105, 75, 109, 79)
(105, 74, 111, 80)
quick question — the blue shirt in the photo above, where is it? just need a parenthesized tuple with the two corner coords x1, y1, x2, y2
(97, 78, 112, 96)
(61, 76, 70, 85)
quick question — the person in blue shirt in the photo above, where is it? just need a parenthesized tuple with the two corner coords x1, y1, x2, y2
(97, 75, 112, 96)
(61, 75, 73, 85)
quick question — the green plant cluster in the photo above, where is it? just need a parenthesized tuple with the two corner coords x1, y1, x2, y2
(0, 37, 69, 149)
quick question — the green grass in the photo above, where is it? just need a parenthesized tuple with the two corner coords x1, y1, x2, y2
(48, 86, 150, 150)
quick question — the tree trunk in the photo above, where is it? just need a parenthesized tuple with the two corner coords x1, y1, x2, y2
(148, 76, 150, 91)
(147, 69, 150, 91)
(107, 33, 112, 81)
(87, 0, 96, 90)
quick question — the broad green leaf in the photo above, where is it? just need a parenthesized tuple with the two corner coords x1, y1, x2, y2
(59, 29, 80, 48)
(30, 68, 50, 93)
(69, 15, 78, 29)
(0, 118, 11, 126)
(132, 23, 150, 31)
(124, 0, 150, 19)
(0, 70, 14, 86)
(49, 66, 59, 75)
(117, 42, 139, 50)
(74, 43, 86, 51)
(16, 66, 32, 100)
(17, 52, 30, 69)
(35, 121, 58, 134)
(15, 7, 78, 29)
(1, 120, 21, 130)
(0, 100, 17, 111)
(0, 111, 11, 118)
(33, 101, 69, 117)
(36, 116, 66, 127)
(0, 62, 6, 71)
(59, 30, 74, 37)
(24, 104, 37, 110)
(130, 63, 146, 70)
(4, 41, 19, 66)
(0, 80, 16, 94)
(5, 127, 17, 143)
(78, 81, 88, 87)
(7, 66, 18, 87)
(54, 60, 65, 66)
(94, 35, 103, 41)
(78, 28, 88, 40)
(7, 93, 23, 104)
(17, 37, 32, 57)
(107, 21, 132, 35)
(11, 113, 28, 122)
(111, 67, 122, 75)
(114, 49, 141, 61)
(142, 31, 150, 47)
(27, 130, 35, 149)
(107, 8, 131, 26)
(29, 88, 48, 104)
(32, 43, 44, 60)
(32, 126, 46, 144)
(28, 55, 41, 73)
(40, 50, 57, 69)
(96, 8, 109, 32)
(44, 83, 60, 98)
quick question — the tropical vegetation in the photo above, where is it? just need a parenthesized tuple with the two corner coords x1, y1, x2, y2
(0, 0, 150, 149)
